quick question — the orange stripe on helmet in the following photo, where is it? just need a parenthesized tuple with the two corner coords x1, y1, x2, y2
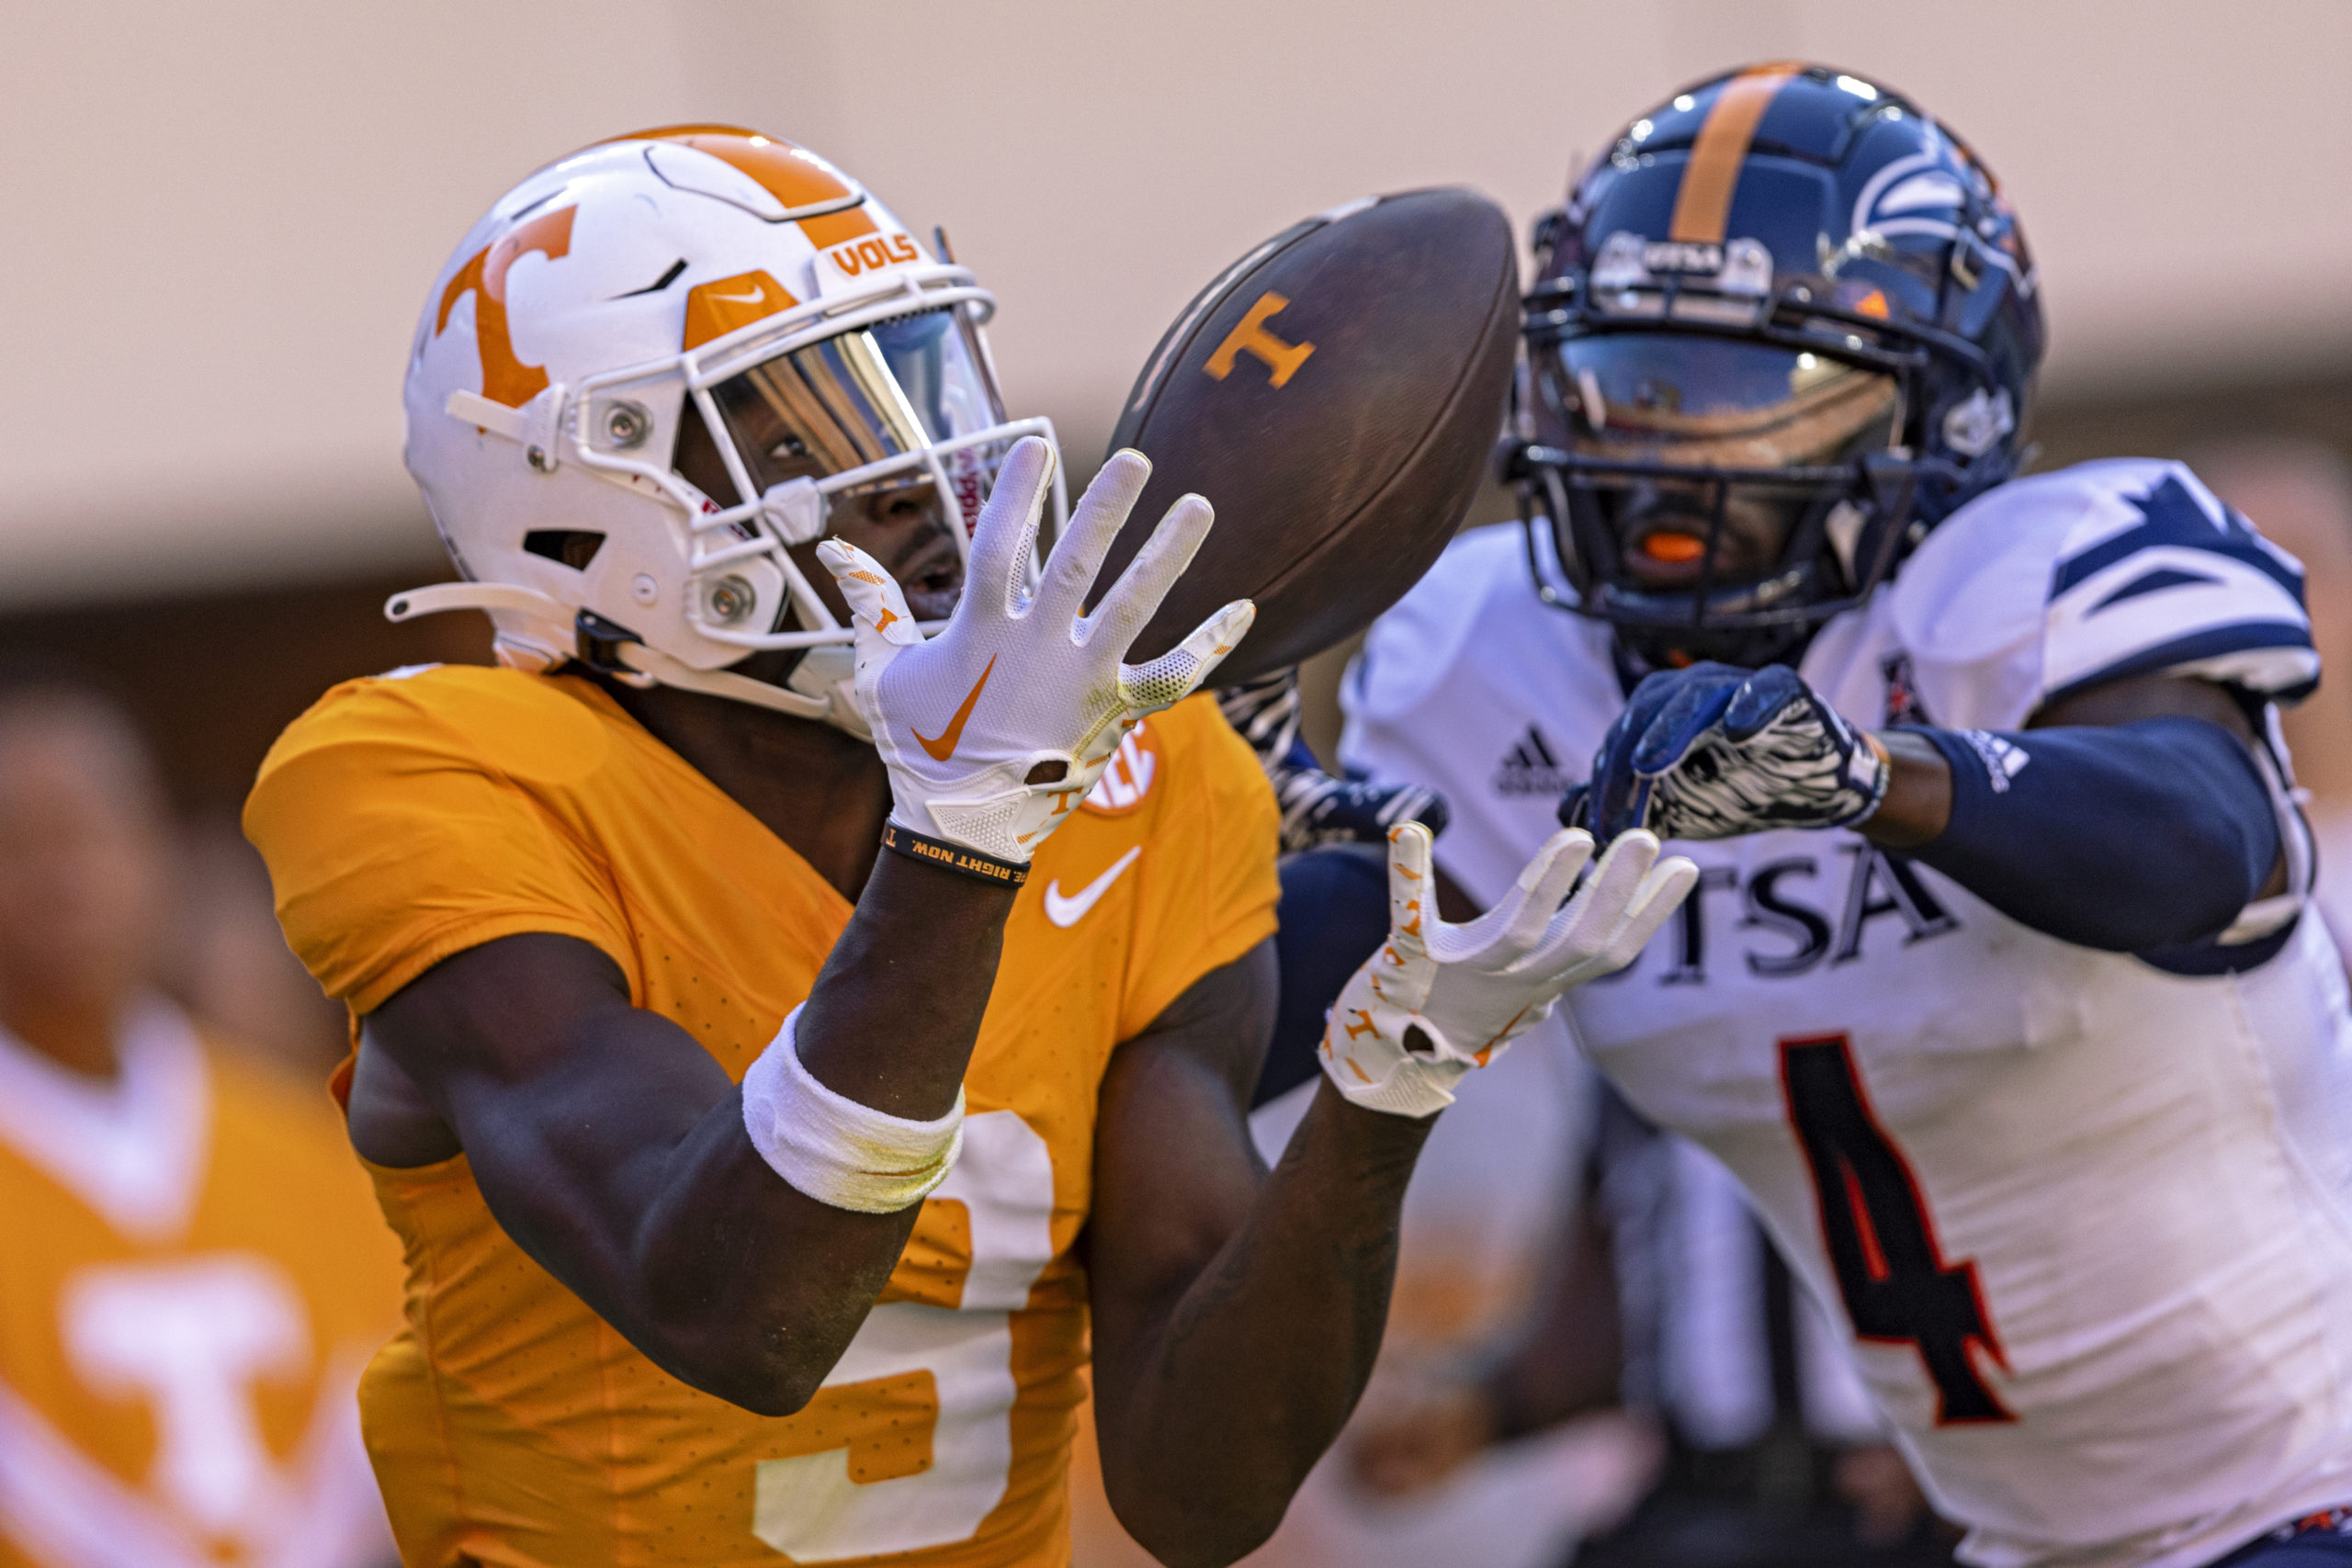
(613, 125, 878, 248)
(1668, 62, 1804, 244)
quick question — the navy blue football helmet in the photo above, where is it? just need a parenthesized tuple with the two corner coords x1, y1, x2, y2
(1509, 64, 2045, 671)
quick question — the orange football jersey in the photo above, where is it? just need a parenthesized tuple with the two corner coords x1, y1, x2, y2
(243, 665, 1278, 1568)
(0, 1002, 402, 1568)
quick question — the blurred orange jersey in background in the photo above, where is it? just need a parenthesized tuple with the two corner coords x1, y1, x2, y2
(0, 1004, 402, 1568)
(244, 665, 1277, 1568)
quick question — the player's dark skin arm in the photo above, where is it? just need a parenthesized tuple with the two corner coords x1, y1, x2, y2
(349, 498, 1031, 1416)
(357, 801, 1012, 1417)
(1085, 940, 1438, 1568)
(1858, 671, 2286, 895)
(356, 858, 1006, 1416)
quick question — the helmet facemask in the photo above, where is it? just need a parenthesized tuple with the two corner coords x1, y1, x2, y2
(677, 307, 1025, 649)
(1518, 317, 1925, 671)
(563, 287, 1066, 729)
(1525, 331, 1906, 666)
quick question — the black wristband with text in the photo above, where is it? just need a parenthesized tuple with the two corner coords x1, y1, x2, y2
(877, 821, 1029, 888)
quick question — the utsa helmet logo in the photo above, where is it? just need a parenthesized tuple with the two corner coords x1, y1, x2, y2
(434, 205, 577, 408)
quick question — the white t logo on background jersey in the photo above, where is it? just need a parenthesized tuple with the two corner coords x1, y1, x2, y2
(1083, 728, 1157, 814)
(63, 1256, 308, 1541)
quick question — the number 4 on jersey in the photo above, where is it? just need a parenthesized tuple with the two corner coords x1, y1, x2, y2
(1781, 1034, 2014, 1425)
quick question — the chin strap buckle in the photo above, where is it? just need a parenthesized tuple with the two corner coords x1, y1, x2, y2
(1492, 434, 1536, 486)
(574, 610, 650, 680)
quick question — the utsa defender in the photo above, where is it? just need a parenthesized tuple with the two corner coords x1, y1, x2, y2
(243, 128, 1692, 1568)
(1338, 66, 2352, 1568)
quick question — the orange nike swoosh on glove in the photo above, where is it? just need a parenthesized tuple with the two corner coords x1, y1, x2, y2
(912, 654, 997, 761)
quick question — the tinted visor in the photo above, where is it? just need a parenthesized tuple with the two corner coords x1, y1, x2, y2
(706, 307, 1011, 526)
(1534, 335, 1899, 471)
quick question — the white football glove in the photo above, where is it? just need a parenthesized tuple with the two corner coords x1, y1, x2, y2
(1322, 822, 1697, 1118)
(819, 436, 1253, 866)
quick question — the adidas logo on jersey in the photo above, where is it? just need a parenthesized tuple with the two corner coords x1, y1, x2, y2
(1957, 729, 2031, 794)
(1494, 726, 1577, 797)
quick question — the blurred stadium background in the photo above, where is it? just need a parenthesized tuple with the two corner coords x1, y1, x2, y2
(3, 5, 2349, 1564)
(8, 0, 2351, 787)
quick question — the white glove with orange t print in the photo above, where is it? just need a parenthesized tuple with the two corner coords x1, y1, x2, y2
(1321, 823, 1698, 1117)
(819, 436, 1253, 871)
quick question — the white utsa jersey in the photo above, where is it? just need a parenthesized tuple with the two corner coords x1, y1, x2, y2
(1340, 461, 2352, 1568)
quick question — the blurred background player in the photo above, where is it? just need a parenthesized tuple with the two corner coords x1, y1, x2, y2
(1332, 62, 2352, 1568)
(0, 672, 401, 1568)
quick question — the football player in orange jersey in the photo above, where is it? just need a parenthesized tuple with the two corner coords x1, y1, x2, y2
(243, 128, 1695, 1568)
(0, 674, 402, 1568)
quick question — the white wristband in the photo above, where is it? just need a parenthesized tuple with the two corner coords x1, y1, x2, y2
(741, 1004, 966, 1213)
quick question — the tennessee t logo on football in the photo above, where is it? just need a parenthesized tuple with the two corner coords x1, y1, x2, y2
(1204, 291, 1315, 389)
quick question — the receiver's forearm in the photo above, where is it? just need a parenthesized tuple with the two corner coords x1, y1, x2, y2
(1092, 1080, 1433, 1568)
(795, 845, 1019, 1117)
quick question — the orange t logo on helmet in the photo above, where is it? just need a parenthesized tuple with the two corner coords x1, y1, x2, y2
(434, 205, 577, 409)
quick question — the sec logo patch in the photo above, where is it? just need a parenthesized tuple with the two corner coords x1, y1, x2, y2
(1081, 722, 1159, 817)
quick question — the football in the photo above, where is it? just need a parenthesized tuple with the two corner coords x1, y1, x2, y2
(1091, 187, 1521, 686)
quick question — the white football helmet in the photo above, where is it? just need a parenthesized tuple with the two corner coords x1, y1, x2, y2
(393, 125, 1065, 733)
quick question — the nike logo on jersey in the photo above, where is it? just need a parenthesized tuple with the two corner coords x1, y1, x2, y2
(1043, 846, 1141, 928)
(913, 655, 997, 761)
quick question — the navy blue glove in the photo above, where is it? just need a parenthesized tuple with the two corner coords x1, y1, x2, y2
(1272, 750, 1450, 851)
(1563, 663, 1888, 843)
(1219, 669, 1449, 852)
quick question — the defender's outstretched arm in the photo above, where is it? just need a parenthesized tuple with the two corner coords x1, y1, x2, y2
(1573, 662, 2284, 953)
